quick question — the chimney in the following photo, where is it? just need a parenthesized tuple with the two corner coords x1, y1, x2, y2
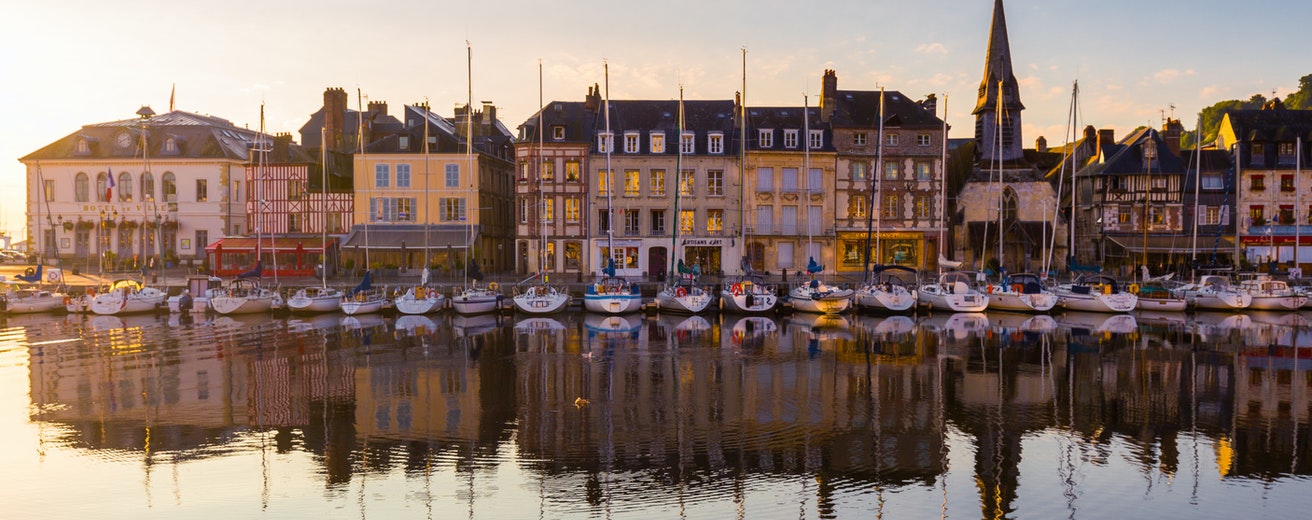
(273, 132, 292, 159)
(1162, 117, 1183, 156)
(481, 101, 496, 130)
(820, 69, 838, 122)
(921, 93, 937, 118)
(1083, 125, 1097, 145)
(367, 101, 388, 117)
(584, 84, 600, 112)
(1035, 135, 1047, 153)
(1098, 129, 1116, 150)
(323, 87, 347, 152)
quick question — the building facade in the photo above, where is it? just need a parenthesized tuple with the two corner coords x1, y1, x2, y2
(1218, 105, 1312, 271)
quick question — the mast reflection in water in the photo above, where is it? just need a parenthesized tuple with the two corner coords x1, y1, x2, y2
(2, 309, 1310, 518)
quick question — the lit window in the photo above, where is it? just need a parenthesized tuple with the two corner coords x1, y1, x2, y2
(679, 209, 695, 234)
(915, 162, 931, 181)
(1250, 174, 1265, 191)
(565, 197, 580, 222)
(598, 132, 613, 153)
(541, 161, 555, 182)
(543, 198, 555, 222)
(849, 194, 867, 219)
(884, 161, 899, 180)
(852, 162, 867, 182)
(564, 161, 580, 182)
(597, 170, 611, 195)
(707, 209, 723, 235)
(650, 169, 666, 196)
(624, 169, 640, 196)
(650, 132, 665, 154)
(679, 170, 695, 196)
(552, 126, 565, 140)
(1281, 175, 1295, 191)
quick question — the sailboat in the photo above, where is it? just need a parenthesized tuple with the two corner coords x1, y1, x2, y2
(583, 62, 644, 315)
(855, 88, 917, 313)
(210, 111, 282, 315)
(512, 61, 571, 315)
(917, 93, 990, 312)
(655, 86, 713, 315)
(980, 86, 1057, 313)
(288, 128, 344, 313)
(394, 103, 446, 315)
(340, 89, 387, 316)
(787, 94, 853, 315)
(449, 44, 505, 316)
(1049, 81, 1136, 313)
(5, 163, 68, 314)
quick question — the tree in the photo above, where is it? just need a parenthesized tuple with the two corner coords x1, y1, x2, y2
(1284, 74, 1312, 110)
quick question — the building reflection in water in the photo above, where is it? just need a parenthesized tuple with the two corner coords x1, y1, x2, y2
(15, 308, 1312, 516)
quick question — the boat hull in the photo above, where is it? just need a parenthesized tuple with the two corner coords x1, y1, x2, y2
(583, 294, 644, 314)
(1, 293, 66, 314)
(789, 292, 853, 314)
(719, 290, 778, 314)
(983, 289, 1058, 313)
(1190, 291, 1251, 310)
(512, 293, 570, 315)
(656, 289, 713, 314)
(288, 295, 343, 313)
(1136, 296, 1188, 312)
(90, 290, 168, 315)
(1248, 295, 1307, 311)
(395, 295, 444, 315)
(209, 294, 276, 315)
(917, 286, 989, 313)
(1056, 291, 1137, 313)
(340, 298, 386, 315)
(855, 287, 917, 313)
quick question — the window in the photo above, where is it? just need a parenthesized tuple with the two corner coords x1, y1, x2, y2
(519, 161, 529, 182)
(1117, 206, 1131, 224)
(520, 198, 528, 223)
(140, 172, 154, 201)
(756, 206, 773, 234)
(598, 132, 613, 153)
(1250, 205, 1265, 224)
(396, 164, 411, 188)
(650, 132, 665, 154)
(541, 160, 555, 181)
(75, 173, 89, 202)
(564, 161, 580, 182)
(1279, 142, 1296, 162)
(96, 172, 108, 202)
(43, 180, 54, 202)
(1250, 174, 1265, 191)
(679, 169, 695, 196)
(399, 135, 410, 151)
(543, 198, 555, 222)
(650, 169, 666, 196)
(233, 181, 240, 204)
(777, 241, 794, 268)
(163, 137, 178, 154)
(679, 209, 695, 234)
(1202, 173, 1224, 190)
(680, 132, 695, 154)
(809, 130, 823, 149)
(624, 132, 639, 153)
(783, 129, 798, 148)
(803, 168, 822, 193)
(781, 168, 798, 193)
(369, 197, 415, 222)
(624, 169, 640, 196)
(564, 241, 581, 269)
(194, 230, 208, 259)
(759, 129, 773, 148)
(882, 193, 900, 218)
(445, 164, 459, 187)
(397, 198, 414, 221)
(853, 133, 867, 146)
(597, 170, 611, 195)
(1279, 205, 1294, 225)
(75, 139, 90, 154)
(849, 194, 867, 219)
(440, 198, 467, 221)
(915, 162, 932, 181)
(196, 179, 208, 202)
(915, 196, 931, 219)
(884, 161, 899, 180)
(917, 134, 931, 146)
(1152, 176, 1168, 190)
(288, 179, 301, 200)
(624, 209, 640, 235)
(552, 126, 565, 140)
(756, 167, 773, 192)
(1282, 175, 1295, 192)
(885, 133, 899, 146)
(118, 172, 132, 201)
(707, 209, 723, 235)
(545, 242, 556, 270)
(808, 205, 822, 235)
(597, 209, 611, 233)
(1203, 206, 1221, 225)
(852, 162, 868, 182)
(651, 209, 666, 236)
(704, 170, 725, 197)
(565, 197, 580, 222)
(708, 133, 724, 154)
(163, 172, 176, 202)
(781, 205, 798, 235)
(375, 164, 390, 188)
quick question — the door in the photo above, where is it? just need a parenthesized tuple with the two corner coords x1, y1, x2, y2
(648, 247, 667, 281)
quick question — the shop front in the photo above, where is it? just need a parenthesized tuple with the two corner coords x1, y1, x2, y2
(681, 238, 725, 275)
(206, 236, 338, 277)
(837, 231, 927, 272)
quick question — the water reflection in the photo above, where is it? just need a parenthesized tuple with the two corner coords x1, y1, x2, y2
(5, 310, 1312, 517)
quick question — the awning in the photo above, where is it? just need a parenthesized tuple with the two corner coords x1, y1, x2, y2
(205, 235, 338, 252)
(340, 225, 476, 250)
(1106, 235, 1234, 254)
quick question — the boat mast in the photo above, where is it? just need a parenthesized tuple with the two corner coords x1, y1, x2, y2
(1296, 136, 1302, 272)
(464, 42, 473, 286)
(876, 88, 885, 269)
(939, 94, 949, 270)
(1190, 113, 1201, 274)
(1067, 82, 1079, 270)
(358, 88, 370, 280)
(537, 60, 546, 278)
(603, 61, 614, 274)
(804, 93, 813, 274)
(861, 90, 882, 279)
(995, 79, 1004, 274)
(321, 127, 329, 289)
(740, 48, 747, 275)
(423, 100, 431, 284)
(1047, 82, 1076, 276)
(670, 85, 684, 282)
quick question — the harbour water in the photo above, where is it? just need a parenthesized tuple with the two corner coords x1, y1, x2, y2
(1, 309, 1310, 518)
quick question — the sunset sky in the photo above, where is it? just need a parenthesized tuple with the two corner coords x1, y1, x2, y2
(3, 0, 1309, 243)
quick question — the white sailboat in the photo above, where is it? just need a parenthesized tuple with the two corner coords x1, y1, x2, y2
(1178, 273, 1251, 310)
(583, 62, 643, 315)
(855, 89, 917, 313)
(341, 88, 387, 316)
(720, 51, 779, 315)
(0, 277, 66, 314)
(788, 94, 852, 314)
(1236, 273, 1307, 310)
(210, 116, 282, 316)
(449, 43, 504, 316)
(513, 61, 570, 315)
(394, 104, 445, 315)
(982, 272, 1058, 312)
(655, 85, 713, 315)
(917, 93, 989, 312)
(91, 278, 167, 315)
(289, 127, 344, 313)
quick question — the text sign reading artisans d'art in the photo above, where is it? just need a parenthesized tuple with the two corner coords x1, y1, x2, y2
(683, 239, 723, 246)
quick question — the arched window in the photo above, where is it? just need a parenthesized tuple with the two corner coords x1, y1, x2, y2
(1002, 187, 1018, 223)
(140, 172, 154, 202)
(118, 172, 133, 201)
(162, 172, 177, 202)
(96, 172, 108, 202)
(75, 172, 89, 202)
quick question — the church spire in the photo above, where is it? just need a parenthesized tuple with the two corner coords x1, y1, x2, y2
(974, 0, 1025, 162)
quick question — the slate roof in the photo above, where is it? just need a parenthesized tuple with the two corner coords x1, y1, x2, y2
(365, 104, 515, 160)
(298, 106, 402, 151)
(745, 106, 833, 152)
(1223, 109, 1312, 142)
(22, 109, 273, 162)
(1076, 127, 1186, 177)
(520, 101, 598, 144)
(826, 90, 941, 128)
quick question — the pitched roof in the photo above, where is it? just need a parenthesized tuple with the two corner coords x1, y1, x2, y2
(22, 109, 273, 162)
(1222, 109, 1312, 142)
(1077, 127, 1187, 176)
(974, 0, 1024, 115)
(826, 90, 941, 128)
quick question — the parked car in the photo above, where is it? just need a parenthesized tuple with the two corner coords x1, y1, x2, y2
(1, 250, 29, 263)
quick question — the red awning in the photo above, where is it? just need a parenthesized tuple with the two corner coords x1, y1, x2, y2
(205, 236, 337, 253)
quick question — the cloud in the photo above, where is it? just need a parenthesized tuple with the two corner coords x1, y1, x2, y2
(1151, 68, 1196, 84)
(914, 43, 947, 56)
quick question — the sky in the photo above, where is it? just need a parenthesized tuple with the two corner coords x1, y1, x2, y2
(3, 0, 1310, 244)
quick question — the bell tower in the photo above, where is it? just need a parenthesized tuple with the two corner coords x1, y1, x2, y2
(973, 0, 1025, 163)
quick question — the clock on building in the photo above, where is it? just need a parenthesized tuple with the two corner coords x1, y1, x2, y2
(115, 131, 134, 149)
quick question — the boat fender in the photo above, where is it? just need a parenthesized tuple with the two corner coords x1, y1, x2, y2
(1012, 283, 1023, 294)
(1103, 284, 1112, 295)
(1128, 284, 1140, 295)
(675, 287, 687, 297)
(488, 281, 499, 291)
(24, 267, 35, 277)
(986, 285, 993, 294)
(732, 283, 743, 296)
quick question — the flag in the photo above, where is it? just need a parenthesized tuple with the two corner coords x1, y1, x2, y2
(106, 167, 115, 201)
(169, 83, 175, 112)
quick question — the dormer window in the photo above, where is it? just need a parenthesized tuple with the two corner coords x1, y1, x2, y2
(598, 132, 613, 153)
(163, 136, 178, 154)
(75, 138, 91, 155)
(1143, 142, 1157, 161)
(759, 129, 773, 148)
(650, 132, 665, 154)
(783, 129, 798, 148)
(808, 130, 823, 149)
(552, 126, 565, 140)
(624, 132, 639, 153)
(680, 131, 695, 154)
(399, 135, 409, 150)
(707, 133, 724, 154)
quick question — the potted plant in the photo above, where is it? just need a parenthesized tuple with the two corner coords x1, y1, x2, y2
(62, 221, 74, 231)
